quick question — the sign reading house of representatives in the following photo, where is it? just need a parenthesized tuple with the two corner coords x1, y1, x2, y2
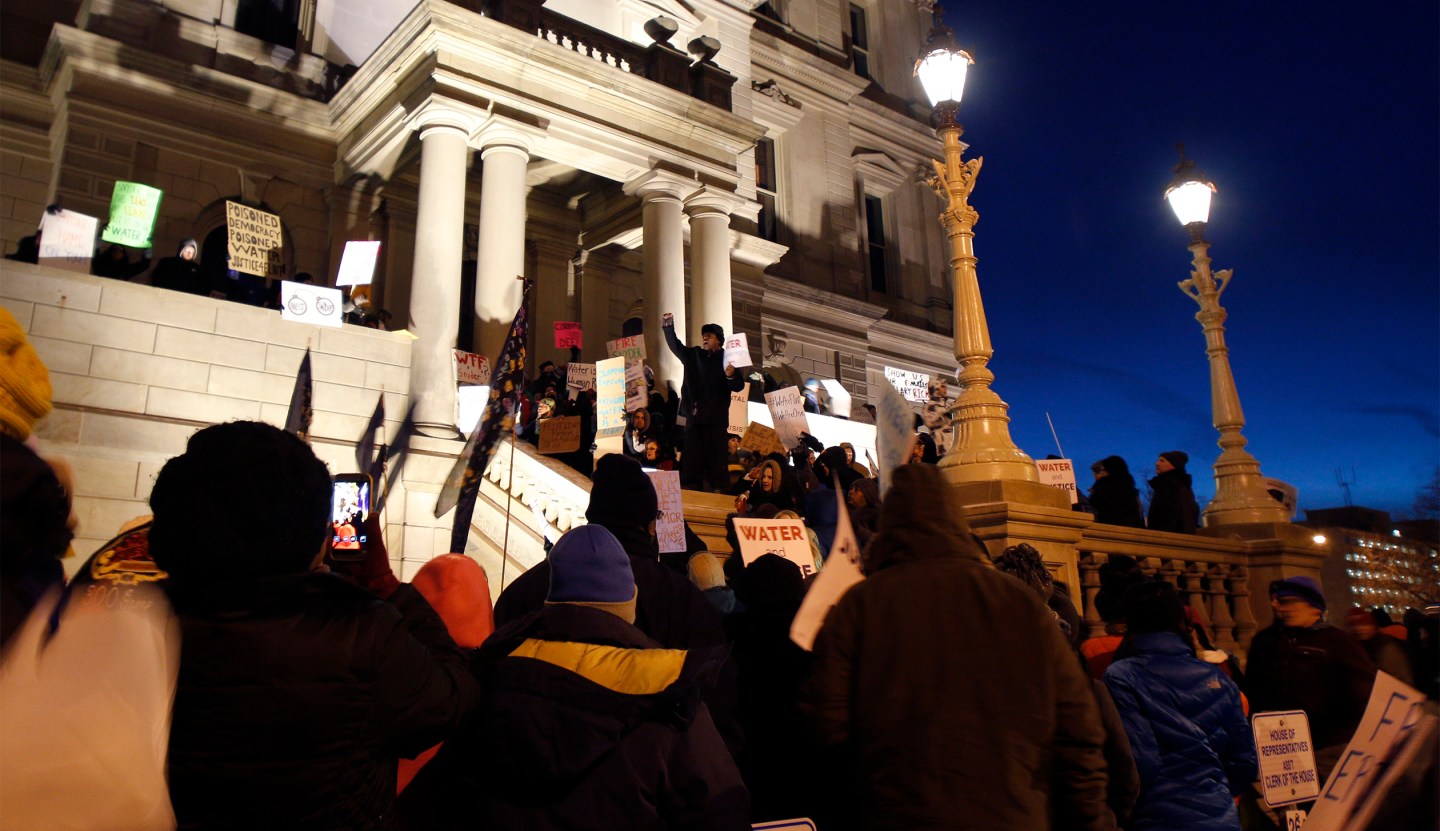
(1251, 710, 1319, 808)
(226, 201, 284, 278)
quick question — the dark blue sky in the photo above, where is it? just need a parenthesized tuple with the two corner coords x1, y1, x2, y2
(933, 2, 1439, 517)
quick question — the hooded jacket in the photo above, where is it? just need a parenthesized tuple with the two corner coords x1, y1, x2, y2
(800, 465, 1114, 831)
(396, 603, 749, 830)
(1146, 468, 1199, 533)
(1103, 632, 1257, 831)
(1088, 458, 1144, 528)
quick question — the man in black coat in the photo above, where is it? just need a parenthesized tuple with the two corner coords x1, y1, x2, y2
(663, 314, 744, 492)
(148, 421, 479, 829)
(1146, 450, 1200, 533)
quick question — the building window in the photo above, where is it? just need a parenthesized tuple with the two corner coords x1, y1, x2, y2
(756, 138, 780, 243)
(235, 0, 301, 49)
(755, 2, 785, 23)
(849, 4, 871, 79)
(864, 194, 888, 293)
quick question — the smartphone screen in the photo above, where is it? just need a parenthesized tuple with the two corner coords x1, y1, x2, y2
(331, 476, 371, 558)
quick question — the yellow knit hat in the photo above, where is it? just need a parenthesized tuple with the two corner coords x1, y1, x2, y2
(0, 307, 53, 440)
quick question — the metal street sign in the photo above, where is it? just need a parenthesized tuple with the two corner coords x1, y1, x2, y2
(1252, 710, 1319, 807)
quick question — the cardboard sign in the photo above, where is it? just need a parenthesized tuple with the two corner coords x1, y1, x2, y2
(280, 281, 342, 328)
(226, 201, 284, 278)
(732, 518, 814, 577)
(553, 321, 583, 349)
(453, 349, 492, 386)
(739, 422, 786, 458)
(648, 470, 686, 554)
(884, 366, 930, 405)
(723, 332, 752, 368)
(1036, 458, 1079, 505)
(566, 362, 595, 393)
(728, 383, 750, 436)
(101, 181, 162, 248)
(764, 386, 810, 450)
(875, 381, 917, 498)
(790, 487, 865, 650)
(595, 356, 626, 438)
(1252, 711, 1319, 808)
(624, 360, 648, 413)
(539, 415, 582, 454)
(37, 209, 99, 273)
(335, 240, 381, 286)
(606, 335, 646, 362)
(1306, 672, 1429, 831)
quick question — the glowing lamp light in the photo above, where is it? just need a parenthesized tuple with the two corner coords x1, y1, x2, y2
(916, 44, 973, 107)
(1312, 534, 1327, 545)
(1164, 147, 1216, 227)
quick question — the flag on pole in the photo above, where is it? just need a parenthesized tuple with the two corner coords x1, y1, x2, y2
(284, 348, 313, 440)
(355, 394, 384, 473)
(372, 402, 415, 516)
(435, 280, 532, 553)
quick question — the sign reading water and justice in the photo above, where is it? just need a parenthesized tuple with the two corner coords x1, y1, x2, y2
(226, 201, 284, 278)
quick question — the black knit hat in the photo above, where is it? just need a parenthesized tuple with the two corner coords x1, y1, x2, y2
(1159, 450, 1189, 470)
(586, 453, 659, 531)
(701, 323, 724, 340)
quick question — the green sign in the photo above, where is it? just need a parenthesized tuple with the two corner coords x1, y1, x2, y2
(101, 181, 163, 248)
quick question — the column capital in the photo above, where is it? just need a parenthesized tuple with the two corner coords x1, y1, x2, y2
(409, 102, 477, 139)
(623, 168, 697, 202)
(473, 115, 546, 155)
(683, 185, 747, 217)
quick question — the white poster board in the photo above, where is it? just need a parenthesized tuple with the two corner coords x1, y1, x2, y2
(37, 209, 99, 273)
(732, 518, 815, 578)
(606, 335, 646, 362)
(226, 201, 284, 278)
(790, 488, 865, 650)
(764, 386, 810, 450)
(723, 332, 752, 368)
(1252, 711, 1319, 808)
(1036, 459, 1079, 505)
(335, 240, 381, 286)
(819, 379, 851, 419)
(280, 281, 342, 328)
(624, 360, 647, 412)
(728, 383, 750, 436)
(647, 470, 686, 554)
(875, 381, 917, 498)
(884, 366, 930, 404)
(595, 356, 626, 438)
(566, 362, 595, 394)
(453, 349, 492, 386)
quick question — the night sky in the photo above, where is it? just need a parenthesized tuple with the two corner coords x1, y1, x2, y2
(933, 2, 1439, 517)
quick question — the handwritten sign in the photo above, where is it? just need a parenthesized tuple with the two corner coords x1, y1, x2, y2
(554, 321, 582, 349)
(723, 332, 752, 368)
(1252, 711, 1319, 808)
(624, 360, 648, 412)
(453, 349, 492, 386)
(226, 201, 284, 278)
(37, 209, 99, 273)
(566, 362, 595, 394)
(1036, 459, 1079, 505)
(764, 386, 810, 450)
(606, 335, 646, 362)
(648, 470, 686, 554)
(875, 381, 917, 498)
(596, 356, 626, 438)
(280, 281, 342, 328)
(791, 487, 865, 650)
(884, 366, 930, 405)
(739, 422, 786, 458)
(732, 518, 815, 577)
(101, 181, 162, 247)
(728, 383, 750, 436)
(539, 415, 582, 454)
(336, 240, 381, 286)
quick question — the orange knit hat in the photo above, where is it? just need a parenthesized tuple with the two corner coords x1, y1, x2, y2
(410, 554, 494, 648)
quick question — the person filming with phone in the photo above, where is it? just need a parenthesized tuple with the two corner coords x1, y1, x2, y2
(661, 313, 744, 493)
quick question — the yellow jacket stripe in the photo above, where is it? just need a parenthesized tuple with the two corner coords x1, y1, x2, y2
(508, 639, 687, 695)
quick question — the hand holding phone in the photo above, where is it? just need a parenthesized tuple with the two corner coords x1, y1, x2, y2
(328, 473, 373, 562)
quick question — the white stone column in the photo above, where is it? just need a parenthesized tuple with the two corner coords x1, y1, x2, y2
(472, 120, 541, 365)
(684, 186, 744, 340)
(407, 110, 473, 437)
(623, 170, 695, 394)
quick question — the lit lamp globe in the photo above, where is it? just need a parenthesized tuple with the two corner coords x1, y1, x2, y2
(915, 26, 973, 123)
(1164, 152, 1216, 235)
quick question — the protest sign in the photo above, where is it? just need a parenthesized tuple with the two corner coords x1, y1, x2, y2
(728, 383, 750, 436)
(624, 360, 647, 412)
(1036, 458, 1079, 505)
(1251, 711, 1319, 808)
(723, 332, 752, 368)
(739, 422, 786, 458)
(875, 381, 917, 498)
(884, 366, 930, 404)
(539, 416, 582, 454)
(732, 518, 815, 577)
(596, 356, 626, 438)
(819, 379, 851, 419)
(1305, 672, 1429, 831)
(554, 321, 582, 349)
(566, 362, 595, 394)
(647, 470, 686, 554)
(606, 335, 646, 362)
(37, 209, 99, 273)
(101, 181, 162, 247)
(280, 281, 342, 328)
(765, 386, 810, 450)
(335, 240, 381, 286)
(453, 349, 492, 386)
(790, 487, 865, 650)
(225, 201, 284, 278)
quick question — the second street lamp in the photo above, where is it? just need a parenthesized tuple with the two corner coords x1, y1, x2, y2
(915, 19, 1038, 484)
(1164, 147, 1289, 526)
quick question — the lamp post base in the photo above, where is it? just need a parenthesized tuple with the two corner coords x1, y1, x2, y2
(1204, 447, 1291, 526)
(937, 390, 1041, 484)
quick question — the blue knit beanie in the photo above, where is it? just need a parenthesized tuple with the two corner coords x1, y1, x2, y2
(1270, 575, 1325, 611)
(547, 525, 635, 605)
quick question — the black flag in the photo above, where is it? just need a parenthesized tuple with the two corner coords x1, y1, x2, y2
(355, 394, 384, 473)
(284, 348, 313, 440)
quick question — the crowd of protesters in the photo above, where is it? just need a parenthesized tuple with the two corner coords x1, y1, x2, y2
(2, 308, 1437, 830)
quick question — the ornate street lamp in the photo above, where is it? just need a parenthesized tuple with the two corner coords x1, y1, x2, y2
(1164, 146, 1288, 525)
(916, 18, 1038, 483)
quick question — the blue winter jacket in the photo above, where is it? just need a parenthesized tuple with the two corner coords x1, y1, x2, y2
(1104, 632, 1258, 831)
